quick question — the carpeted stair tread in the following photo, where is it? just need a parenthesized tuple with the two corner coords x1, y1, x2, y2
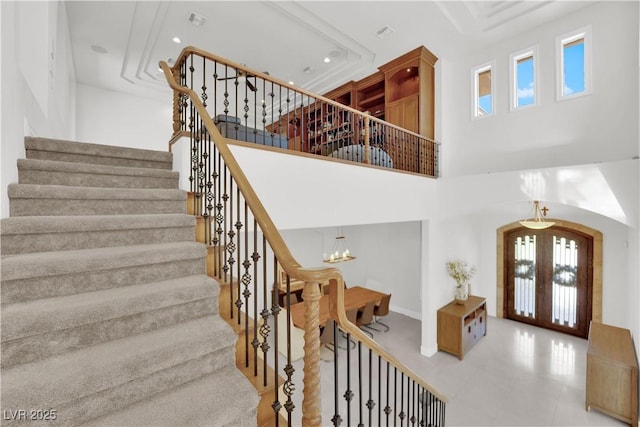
(17, 158, 179, 189)
(8, 183, 185, 200)
(1, 241, 206, 281)
(1, 315, 236, 419)
(8, 184, 186, 216)
(83, 368, 258, 427)
(1, 214, 196, 254)
(1, 213, 194, 234)
(1, 275, 217, 342)
(25, 137, 173, 169)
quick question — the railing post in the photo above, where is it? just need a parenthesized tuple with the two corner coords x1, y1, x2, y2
(364, 113, 371, 165)
(301, 280, 323, 427)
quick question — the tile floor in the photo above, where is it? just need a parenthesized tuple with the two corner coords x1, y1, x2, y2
(282, 311, 628, 426)
(366, 312, 627, 427)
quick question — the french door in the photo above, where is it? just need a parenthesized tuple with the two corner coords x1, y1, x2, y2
(505, 227, 593, 338)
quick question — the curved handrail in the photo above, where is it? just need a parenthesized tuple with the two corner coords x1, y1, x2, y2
(160, 59, 338, 285)
(171, 45, 437, 145)
(328, 276, 449, 403)
(161, 46, 447, 422)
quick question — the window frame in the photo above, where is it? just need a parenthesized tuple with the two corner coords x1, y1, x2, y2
(471, 61, 496, 119)
(509, 46, 539, 111)
(556, 26, 592, 101)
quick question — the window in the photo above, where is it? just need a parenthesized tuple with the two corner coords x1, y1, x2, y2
(510, 46, 538, 110)
(472, 62, 495, 118)
(557, 26, 592, 100)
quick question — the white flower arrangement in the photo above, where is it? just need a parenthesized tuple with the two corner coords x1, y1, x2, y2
(446, 260, 476, 288)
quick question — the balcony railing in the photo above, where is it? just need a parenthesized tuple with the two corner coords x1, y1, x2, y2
(160, 46, 446, 427)
(167, 46, 438, 178)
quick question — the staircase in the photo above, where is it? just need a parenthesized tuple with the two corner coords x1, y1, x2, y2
(1, 137, 259, 426)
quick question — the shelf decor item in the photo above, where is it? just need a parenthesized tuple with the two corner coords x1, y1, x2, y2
(446, 260, 476, 304)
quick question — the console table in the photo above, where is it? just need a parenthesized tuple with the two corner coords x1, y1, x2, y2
(586, 321, 638, 426)
(437, 296, 487, 360)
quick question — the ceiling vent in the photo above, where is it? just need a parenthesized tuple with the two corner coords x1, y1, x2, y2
(189, 12, 206, 27)
(376, 25, 396, 38)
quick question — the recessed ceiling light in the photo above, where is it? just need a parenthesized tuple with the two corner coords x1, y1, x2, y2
(90, 44, 108, 54)
(172, 36, 182, 44)
(323, 57, 331, 63)
(189, 12, 206, 27)
(288, 81, 295, 86)
(328, 49, 343, 59)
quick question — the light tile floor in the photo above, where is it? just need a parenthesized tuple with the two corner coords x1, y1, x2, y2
(283, 312, 627, 426)
(368, 312, 626, 427)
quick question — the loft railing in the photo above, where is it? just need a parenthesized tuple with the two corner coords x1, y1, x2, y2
(166, 46, 438, 177)
(160, 46, 446, 426)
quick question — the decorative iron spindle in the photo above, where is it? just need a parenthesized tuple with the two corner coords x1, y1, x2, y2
(271, 257, 282, 424)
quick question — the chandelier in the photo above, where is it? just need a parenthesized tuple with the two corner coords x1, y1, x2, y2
(323, 227, 356, 264)
(519, 200, 555, 230)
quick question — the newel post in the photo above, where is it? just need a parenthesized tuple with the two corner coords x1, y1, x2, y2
(301, 280, 323, 427)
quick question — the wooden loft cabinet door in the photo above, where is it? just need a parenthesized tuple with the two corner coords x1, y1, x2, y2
(386, 94, 419, 134)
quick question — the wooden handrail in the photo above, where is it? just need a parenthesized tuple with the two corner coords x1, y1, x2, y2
(171, 45, 437, 144)
(160, 46, 447, 425)
(160, 60, 338, 286)
(327, 276, 449, 404)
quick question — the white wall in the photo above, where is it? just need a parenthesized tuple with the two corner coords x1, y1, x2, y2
(75, 83, 172, 151)
(441, 1, 639, 176)
(1, 1, 76, 218)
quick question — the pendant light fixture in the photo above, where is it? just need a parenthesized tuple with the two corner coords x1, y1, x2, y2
(323, 227, 356, 264)
(519, 200, 555, 230)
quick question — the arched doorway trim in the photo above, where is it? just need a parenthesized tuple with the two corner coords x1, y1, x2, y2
(496, 219, 602, 324)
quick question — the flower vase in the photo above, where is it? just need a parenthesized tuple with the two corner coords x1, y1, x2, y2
(454, 282, 469, 304)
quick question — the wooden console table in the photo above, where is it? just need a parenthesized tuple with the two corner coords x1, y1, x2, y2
(586, 322, 638, 426)
(437, 296, 487, 360)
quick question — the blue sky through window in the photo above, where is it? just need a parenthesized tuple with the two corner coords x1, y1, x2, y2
(479, 94, 492, 114)
(563, 41, 585, 96)
(516, 57, 534, 107)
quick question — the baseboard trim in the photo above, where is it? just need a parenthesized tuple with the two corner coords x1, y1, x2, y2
(389, 305, 421, 320)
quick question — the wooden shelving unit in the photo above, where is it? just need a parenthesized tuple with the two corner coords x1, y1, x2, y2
(437, 296, 487, 360)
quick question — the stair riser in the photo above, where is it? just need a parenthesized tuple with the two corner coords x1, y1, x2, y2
(1, 227, 195, 255)
(19, 169, 179, 189)
(2, 298, 217, 368)
(9, 199, 186, 216)
(26, 149, 172, 170)
(1, 347, 234, 427)
(1, 259, 205, 304)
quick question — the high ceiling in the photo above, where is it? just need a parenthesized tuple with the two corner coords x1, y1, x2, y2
(65, 1, 596, 101)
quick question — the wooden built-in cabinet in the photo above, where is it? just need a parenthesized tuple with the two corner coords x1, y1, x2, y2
(270, 46, 437, 157)
(586, 322, 638, 426)
(437, 296, 487, 360)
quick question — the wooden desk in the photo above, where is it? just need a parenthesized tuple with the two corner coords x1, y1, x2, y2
(586, 322, 638, 426)
(289, 286, 389, 330)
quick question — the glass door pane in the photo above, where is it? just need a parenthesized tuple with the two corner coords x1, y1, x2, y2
(514, 235, 536, 319)
(551, 236, 578, 328)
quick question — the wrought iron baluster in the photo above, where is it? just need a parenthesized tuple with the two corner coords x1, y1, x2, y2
(214, 151, 222, 276)
(223, 65, 230, 117)
(367, 348, 374, 427)
(242, 199, 251, 366)
(251, 218, 260, 377)
(345, 331, 353, 426)
(385, 361, 391, 427)
(358, 341, 363, 427)
(271, 256, 282, 425)
(222, 167, 231, 315)
(283, 272, 295, 426)
(212, 61, 218, 119)
(393, 367, 397, 427)
(260, 236, 270, 386)
(332, 319, 342, 427)
(234, 185, 242, 325)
